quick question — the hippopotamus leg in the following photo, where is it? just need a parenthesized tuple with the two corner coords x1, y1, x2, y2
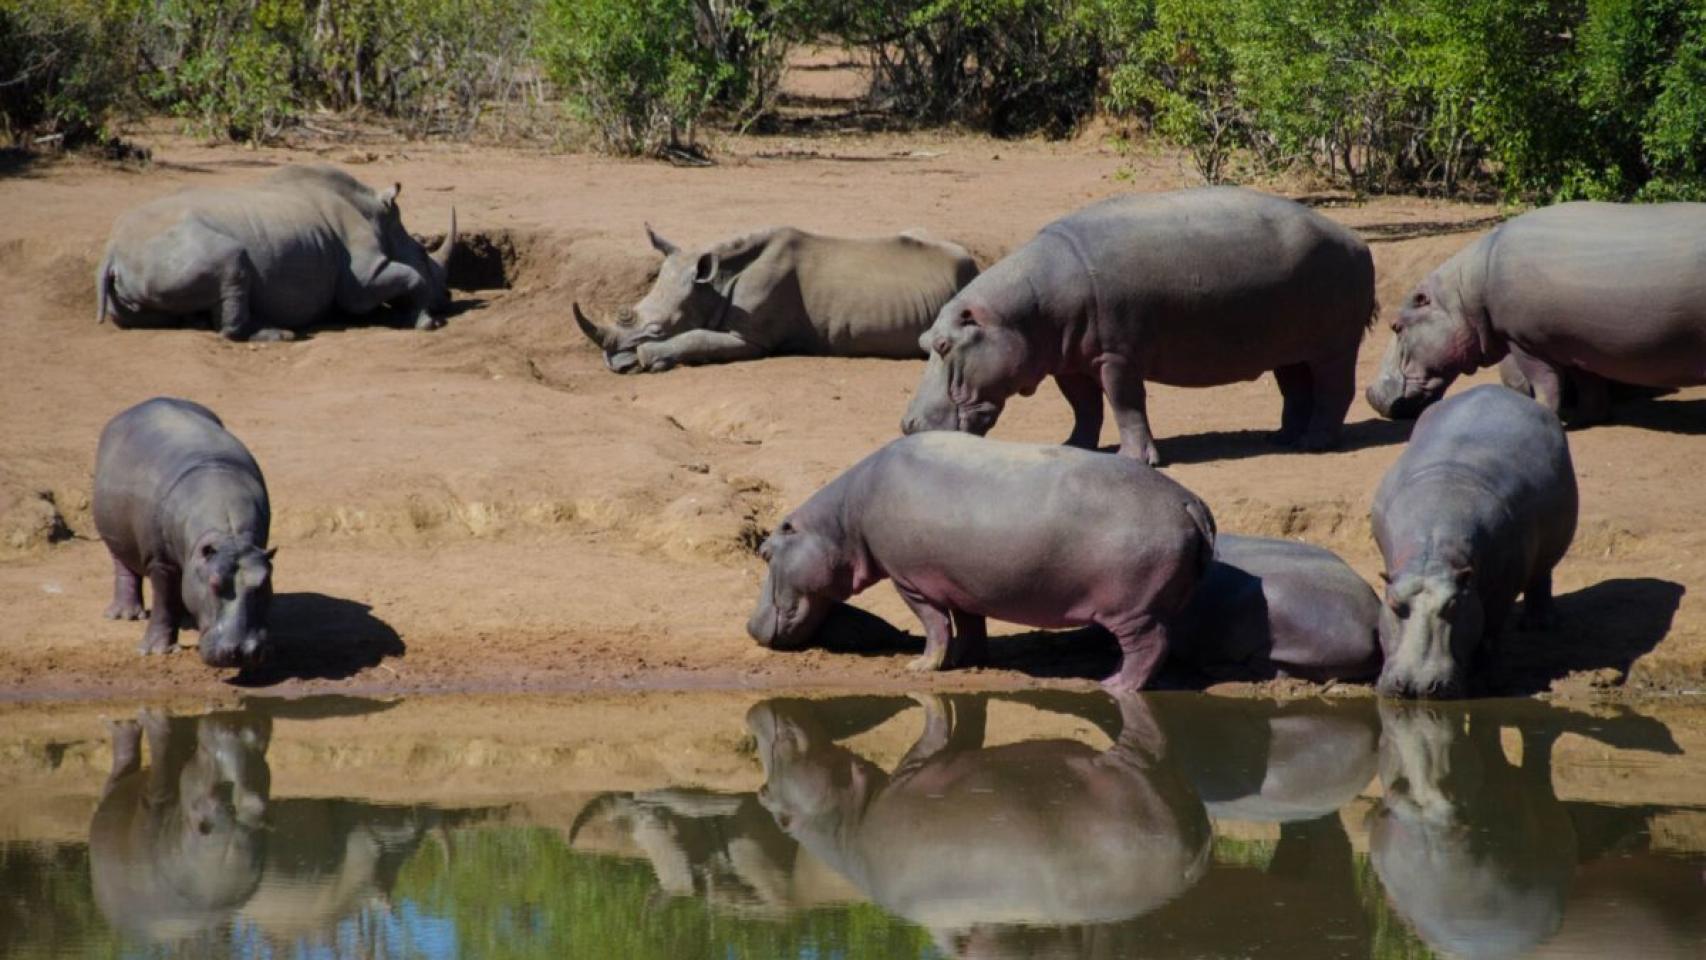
(1099, 357, 1162, 466)
(139, 563, 183, 656)
(1103, 613, 1170, 692)
(1300, 346, 1357, 451)
(951, 610, 989, 667)
(101, 718, 143, 800)
(902, 590, 985, 673)
(104, 551, 146, 621)
(1518, 571, 1558, 630)
(1274, 363, 1314, 444)
(1571, 373, 1612, 425)
(1508, 343, 1566, 417)
(1055, 373, 1105, 449)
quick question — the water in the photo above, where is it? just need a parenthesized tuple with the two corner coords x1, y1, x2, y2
(1, 691, 1702, 959)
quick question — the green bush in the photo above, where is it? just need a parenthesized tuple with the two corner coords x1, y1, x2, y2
(0, 0, 139, 147)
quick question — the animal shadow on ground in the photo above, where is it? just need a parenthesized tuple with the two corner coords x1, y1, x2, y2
(1592, 396, 1706, 436)
(815, 604, 1206, 686)
(231, 592, 404, 686)
(1485, 578, 1684, 695)
(1142, 416, 1413, 466)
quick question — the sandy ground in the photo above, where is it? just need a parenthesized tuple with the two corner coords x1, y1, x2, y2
(2, 87, 1705, 703)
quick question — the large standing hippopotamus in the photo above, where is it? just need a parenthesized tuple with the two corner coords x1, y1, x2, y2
(1371, 385, 1577, 698)
(746, 432, 1216, 690)
(1367, 202, 1706, 423)
(899, 187, 1376, 465)
(1170, 534, 1383, 684)
(97, 164, 457, 341)
(748, 692, 1210, 952)
(94, 397, 275, 668)
(573, 224, 979, 373)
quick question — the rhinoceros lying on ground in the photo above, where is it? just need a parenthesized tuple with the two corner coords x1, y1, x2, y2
(573, 225, 979, 372)
(97, 164, 457, 341)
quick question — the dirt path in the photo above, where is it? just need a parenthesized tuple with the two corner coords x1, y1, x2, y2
(2, 123, 1702, 701)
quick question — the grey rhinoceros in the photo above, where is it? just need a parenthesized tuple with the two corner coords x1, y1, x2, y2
(573, 224, 978, 372)
(96, 164, 457, 341)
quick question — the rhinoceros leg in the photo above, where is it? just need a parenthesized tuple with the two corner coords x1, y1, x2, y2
(1056, 372, 1105, 449)
(339, 261, 437, 330)
(138, 563, 181, 656)
(104, 552, 146, 621)
(1300, 345, 1357, 451)
(1098, 357, 1162, 466)
(636, 330, 764, 371)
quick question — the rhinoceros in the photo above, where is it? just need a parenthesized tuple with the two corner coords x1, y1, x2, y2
(573, 224, 979, 373)
(96, 164, 457, 341)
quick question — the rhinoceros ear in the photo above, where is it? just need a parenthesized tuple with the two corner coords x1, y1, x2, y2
(380, 182, 401, 210)
(645, 223, 678, 257)
(694, 252, 719, 284)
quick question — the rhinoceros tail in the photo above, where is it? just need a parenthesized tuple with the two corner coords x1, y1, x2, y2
(1183, 498, 1217, 579)
(95, 250, 114, 325)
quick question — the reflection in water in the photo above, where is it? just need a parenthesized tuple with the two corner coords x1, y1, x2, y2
(0, 693, 1700, 959)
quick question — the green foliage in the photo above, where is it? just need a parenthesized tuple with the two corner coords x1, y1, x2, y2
(0, 0, 140, 146)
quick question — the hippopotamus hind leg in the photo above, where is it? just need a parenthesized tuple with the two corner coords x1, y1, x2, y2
(104, 551, 146, 620)
(1300, 346, 1357, 451)
(1273, 362, 1314, 445)
(1102, 613, 1170, 692)
(950, 610, 989, 667)
(1055, 372, 1105, 449)
(138, 563, 182, 656)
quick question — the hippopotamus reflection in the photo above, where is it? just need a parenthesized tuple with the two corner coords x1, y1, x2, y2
(89, 708, 272, 944)
(748, 692, 1210, 951)
(1367, 701, 1577, 960)
(87, 705, 443, 950)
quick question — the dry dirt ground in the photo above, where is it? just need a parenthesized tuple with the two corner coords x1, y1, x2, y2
(2, 103, 1704, 703)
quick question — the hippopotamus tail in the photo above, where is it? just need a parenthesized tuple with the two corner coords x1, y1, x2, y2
(95, 249, 115, 325)
(1184, 499, 1217, 579)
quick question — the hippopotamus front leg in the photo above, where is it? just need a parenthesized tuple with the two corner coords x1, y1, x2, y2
(902, 589, 955, 673)
(101, 718, 143, 800)
(139, 563, 183, 656)
(1098, 357, 1161, 466)
(1508, 343, 1566, 418)
(1055, 373, 1105, 449)
(1273, 362, 1315, 445)
(894, 694, 988, 776)
(104, 550, 146, 621)
(1518, 570, 1558, 630)
(1302, 347, 1358, 451)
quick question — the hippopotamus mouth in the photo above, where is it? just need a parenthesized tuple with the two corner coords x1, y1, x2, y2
(1369, 375, 1450, 420)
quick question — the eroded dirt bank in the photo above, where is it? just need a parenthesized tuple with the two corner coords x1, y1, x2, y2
(2, 124, 1703, 701)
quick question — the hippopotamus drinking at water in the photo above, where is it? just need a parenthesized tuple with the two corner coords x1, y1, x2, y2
(573, 224, 978, 373)
(97, 164, 457, 341)
(1371, 386, 1577, 698)
(746, 432, 1216, 691)
(900, 187, 1376, 465)
(1367, 201, 1706, 423)
(1170, 534, 1383, 684)
(94, 397, 275, 668)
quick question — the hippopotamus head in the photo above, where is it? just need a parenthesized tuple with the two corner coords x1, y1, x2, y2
(1375, 563, 1482, 699)
(1366, 254, 1500, 419)
(572, 224, 727, 372)
(901, 292, 1046, 437)
(747, 701, 882, 836)
(377, 182, 457, 312)
(747, 516, 852, 650)
(182, 536, 276, 668)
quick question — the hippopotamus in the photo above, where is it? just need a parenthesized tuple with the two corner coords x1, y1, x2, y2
(1170, 534, 1383, 684)
(1367, 702, 1577, 960)
(89, 709, 272, 944)
(1371, 385, 1577, 698)
(1367, 201, 1706, 423)
(93, 397, 275, 668)
(1498, 355, 1672, 422)
(746, 432, 1216, 690)
(97, 164, 456, 341)
(899, 187, 1376, 465)
(573, 224, 978, 373)
(748, 692, 1210, 952)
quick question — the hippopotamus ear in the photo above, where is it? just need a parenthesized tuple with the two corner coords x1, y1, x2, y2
(1453, 566, 1474, 587)
(264, 547, 278, 562)
(694, 252, 719, 284)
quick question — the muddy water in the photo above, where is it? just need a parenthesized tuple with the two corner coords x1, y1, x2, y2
(0, 692, 1702, 959)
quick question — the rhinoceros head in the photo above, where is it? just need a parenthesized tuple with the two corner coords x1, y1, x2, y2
(572, 224, 731, 369)
(376, 182, 457, 311)
(182, 536, 276, 669)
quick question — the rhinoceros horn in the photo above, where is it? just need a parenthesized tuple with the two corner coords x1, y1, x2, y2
(572, 301, 616, 350)
(431, 207, 457, 273)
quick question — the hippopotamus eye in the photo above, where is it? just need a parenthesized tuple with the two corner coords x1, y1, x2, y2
(778, 521, 795, 535)
(201, 543, 218, 560)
